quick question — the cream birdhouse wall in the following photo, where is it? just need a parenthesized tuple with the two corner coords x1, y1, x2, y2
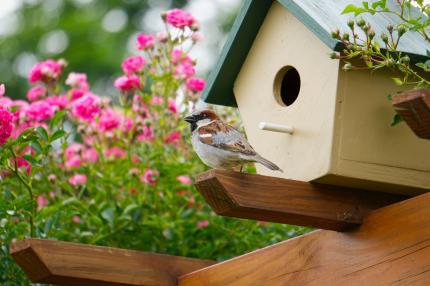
(233, 1, 430, 195)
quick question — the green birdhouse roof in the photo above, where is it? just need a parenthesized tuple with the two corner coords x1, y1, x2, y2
(203, 0, 430, 107)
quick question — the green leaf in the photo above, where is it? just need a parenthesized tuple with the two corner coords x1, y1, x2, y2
(371, 1, 380, 9)
(101, 208, 115, 224)
(62, 197, 78, 206)
(30, 140, 43, 154)
(123, 204, 139, 215)
(416, 60, 430, 72)
(22, 154, 39, 165)
(36, 126, 49, 141)
(392, 78, 404, 85)
(16, 129, 36, 143)
(362, 1, 369, 9)
(342, 4, 359, 14)
(50, 129, 67, 142)
(49, 110, 66, 130)
(391, 114, 403, 126)
(371, 0, 386, 9)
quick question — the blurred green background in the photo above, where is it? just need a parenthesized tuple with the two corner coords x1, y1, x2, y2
(0, 0, 242, 99)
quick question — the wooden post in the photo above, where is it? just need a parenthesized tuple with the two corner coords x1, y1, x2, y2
(195, 169, 407, 231)
(10, 238, 215, 286)
(179, 192, 430, 286)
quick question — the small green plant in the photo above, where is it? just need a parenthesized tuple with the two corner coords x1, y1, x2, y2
(332, 0, 430, 87)
(330, 0, 430, 125)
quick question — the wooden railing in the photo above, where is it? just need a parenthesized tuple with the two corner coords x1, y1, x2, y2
(11, 170, 430, 286)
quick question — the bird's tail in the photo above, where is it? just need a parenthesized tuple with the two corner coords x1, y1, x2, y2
(254, 155, 283, 172)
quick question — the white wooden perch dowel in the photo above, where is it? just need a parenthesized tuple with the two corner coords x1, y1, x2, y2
(259, 122, 294, 134)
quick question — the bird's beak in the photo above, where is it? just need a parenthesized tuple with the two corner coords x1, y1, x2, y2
(184, 114, 196, 123)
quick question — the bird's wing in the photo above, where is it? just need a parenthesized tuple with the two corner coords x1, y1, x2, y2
(197, 120, 257, 156)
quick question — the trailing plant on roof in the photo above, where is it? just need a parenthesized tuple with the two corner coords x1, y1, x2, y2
(330, 0, 430, 124)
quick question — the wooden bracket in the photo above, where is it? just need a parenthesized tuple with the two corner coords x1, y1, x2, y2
(10, 238, 215, 286)
(195, 169, 407, 231)
(393, 88, 430, 139)
(179, 192, 430, 286)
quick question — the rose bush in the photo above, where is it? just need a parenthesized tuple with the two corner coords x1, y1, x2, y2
(0, 9, 307, 285)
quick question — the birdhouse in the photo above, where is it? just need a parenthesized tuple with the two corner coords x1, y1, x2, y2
(203, 0, 430, 195)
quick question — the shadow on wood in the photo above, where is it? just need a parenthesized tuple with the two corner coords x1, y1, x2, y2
(195, 169, 407, 231)
(10, 238, 215, 286)
(179, 192, 430, 286)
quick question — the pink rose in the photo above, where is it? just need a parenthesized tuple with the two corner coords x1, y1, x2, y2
(0, 97, 12, 108)
(0, 107, 13, 145)
(48, 174, 57, 183)
(71, 93, 101, 122)
(122, 56, 146, 75)
(151, 96, 163, 105)
(171, 48, 193, 65)
(123, 117, 134, 132)
(132, 95, 151, 119)
(83, 147, 99, 163)
(176, 175, 192, 185)
(129, 168, 140, 176)
(165, 131, 181, 144)
(136, 33, 155, 50)
(105, 147, 127, 159)
(27, 86, 46, 101)
(65, 143, 84, 169)
(37, 195, 48, 211)
(137, 125, 154, 141)
(24, 100, 55, 122)
(69, 174, 87, 186)
(65, 72, 89, 90)
(168, 98, 179, 114)
(156, 31, 168, 42)
(140, 168, 159, 186)
(72, 215, 81, 223)
(186, 77, 206, 93)
(45, 95, 69, 110)
(114, 75, 141, 92)
(165, 9, 195, 28)
(0, 84, 5, 97)
(191, 31, 203, 42)
(197, 220, 209, 228)
(98, 108, 121, 132)
(65, 143, 83, 159)
(174, 62, 195, 79)
(28, 59, 65, 83)
(70, 89, 86, 101)
(65, 144, 98, 168)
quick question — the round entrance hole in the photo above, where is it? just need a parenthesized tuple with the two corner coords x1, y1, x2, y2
(273, 66, 301, 106)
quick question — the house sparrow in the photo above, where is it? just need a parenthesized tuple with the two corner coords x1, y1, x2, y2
(184, 109, 282, 172)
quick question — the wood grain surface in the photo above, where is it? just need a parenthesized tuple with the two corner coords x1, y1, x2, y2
(179, 191, 430, 286)
(393, 88, 430, 139)
(10, 238, 215, 286)
(195, 169, 407, 231)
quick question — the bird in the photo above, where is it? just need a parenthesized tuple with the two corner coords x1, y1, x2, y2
(184, 109, 282, 172)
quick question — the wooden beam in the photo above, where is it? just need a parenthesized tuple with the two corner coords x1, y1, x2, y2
(179, 192, 430, 286)
(10, 238, 215, 286)
(195, 170, 407, 231)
